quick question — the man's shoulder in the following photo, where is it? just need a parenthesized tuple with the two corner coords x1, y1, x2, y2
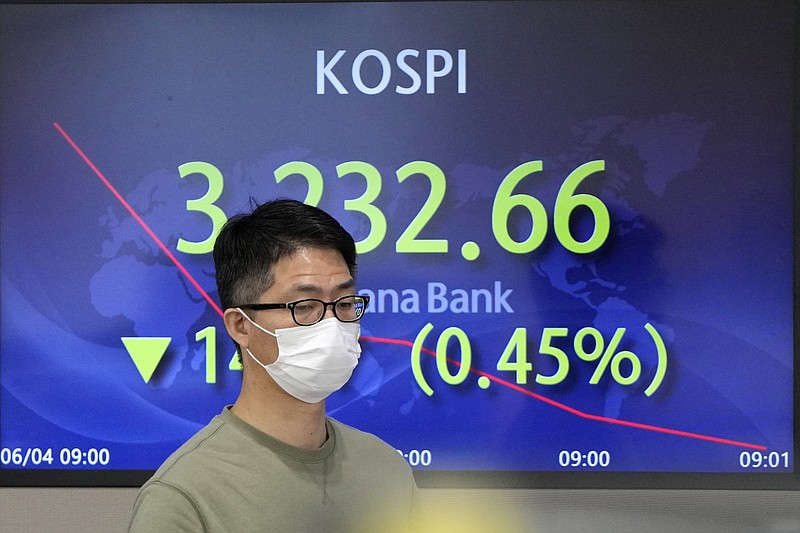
(328, 418, 411, 471)
(146, 414, 241, 485)
(328, 417, 391, 448)
(326, 417, 418, 528)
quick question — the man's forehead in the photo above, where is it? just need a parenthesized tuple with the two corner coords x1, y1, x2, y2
(268, 248, 354, 295)
(274, 246, 347, 268)
(285, 278, 356, 294)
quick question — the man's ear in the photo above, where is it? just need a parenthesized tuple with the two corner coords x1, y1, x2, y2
(223, 308, 250, 351)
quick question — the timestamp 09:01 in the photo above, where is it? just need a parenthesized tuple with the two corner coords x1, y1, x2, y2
(0, 447, 110, 467)
(739, 451, 790, 469)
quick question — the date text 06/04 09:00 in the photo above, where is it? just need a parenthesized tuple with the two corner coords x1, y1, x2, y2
(0, 447, 110, 467)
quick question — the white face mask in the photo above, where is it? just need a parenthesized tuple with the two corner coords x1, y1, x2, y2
(237, 309, 362, 404)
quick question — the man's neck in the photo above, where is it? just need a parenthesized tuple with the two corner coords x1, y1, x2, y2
(230, 382, 327, 450)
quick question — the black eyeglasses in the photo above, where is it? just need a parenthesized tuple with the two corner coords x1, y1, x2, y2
(237, 294, 371, 326)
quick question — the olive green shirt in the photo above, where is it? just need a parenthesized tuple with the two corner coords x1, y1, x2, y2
(128, 407, 417, 533)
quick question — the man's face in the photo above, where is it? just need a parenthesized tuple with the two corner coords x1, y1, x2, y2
(245, 246, 355, 365)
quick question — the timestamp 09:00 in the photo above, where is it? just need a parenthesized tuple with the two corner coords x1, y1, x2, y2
(0, 447, 110, 467)
(396, 449, 432, 467)
(559, 450, 611, 468)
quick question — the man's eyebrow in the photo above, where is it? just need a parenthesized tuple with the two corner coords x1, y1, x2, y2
(337, 279, 356, 290)
(288, 283, 323, 294)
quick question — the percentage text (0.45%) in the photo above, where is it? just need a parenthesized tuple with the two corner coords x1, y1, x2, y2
(411, 324, 668, 397)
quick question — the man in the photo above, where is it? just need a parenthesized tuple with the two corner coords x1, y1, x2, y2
(129, 199, 417, 532)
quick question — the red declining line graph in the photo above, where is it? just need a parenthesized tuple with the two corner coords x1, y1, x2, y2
(362, 334, 767, 451)
(54, 122, 225, 318)
(55, 122, 768, 452)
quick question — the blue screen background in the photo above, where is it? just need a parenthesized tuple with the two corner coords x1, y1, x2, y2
(0, 1, 795, 482)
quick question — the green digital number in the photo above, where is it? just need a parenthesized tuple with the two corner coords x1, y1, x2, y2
(229, 350, 243, 371)
(177, 158, 610, 258)
(536, 327, 569, 385)
(553, 160, 609, 254)
(492, 161, 548, 254)
(274, 161, 323, 206)
(395, 161, 448, 253)
(177, 161, 228, 255)
(196, 326, 216, 384)
(336, 161, 387, 254)
(435, 327, 471, 385)
(496, 328, 532, 384)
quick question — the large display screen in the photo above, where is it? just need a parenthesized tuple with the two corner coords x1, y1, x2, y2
(1, 1, 797, 488)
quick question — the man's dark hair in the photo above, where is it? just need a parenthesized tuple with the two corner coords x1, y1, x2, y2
(213, 199, 357, 311)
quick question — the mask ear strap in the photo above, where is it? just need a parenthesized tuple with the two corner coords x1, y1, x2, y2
(245, 348, 269, 370)
(237, 308, 278, 338)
